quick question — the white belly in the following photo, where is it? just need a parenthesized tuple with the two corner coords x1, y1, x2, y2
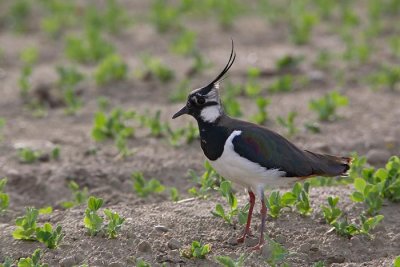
(209, 130, 289, 194)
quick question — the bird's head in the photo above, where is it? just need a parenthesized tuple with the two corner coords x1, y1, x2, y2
(172, 42, 236, 123)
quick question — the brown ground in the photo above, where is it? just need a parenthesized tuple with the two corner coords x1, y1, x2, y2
(0, 1, 399, 266)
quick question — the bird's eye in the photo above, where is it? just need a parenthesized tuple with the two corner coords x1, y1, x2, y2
(197, 97, 206, 105)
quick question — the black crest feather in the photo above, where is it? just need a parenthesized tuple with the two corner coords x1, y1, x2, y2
(207, 40, 236, 87)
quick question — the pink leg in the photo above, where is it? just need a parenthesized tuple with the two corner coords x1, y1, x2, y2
(250, 191, 267, 250)
(237, 191, 255, 243)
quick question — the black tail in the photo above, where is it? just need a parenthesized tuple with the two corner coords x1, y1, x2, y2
(304, 150, 352, 177)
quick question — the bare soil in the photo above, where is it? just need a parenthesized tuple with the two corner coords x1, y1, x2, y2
(0, 1, 399, 266)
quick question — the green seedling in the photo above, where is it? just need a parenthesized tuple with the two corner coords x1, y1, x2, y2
(92, 108, 135, 157)
(84, 0, 131, 34)
(104, 209, 125, 238)
(9, 0, 32, 32)
(321, 196, 342, 224)
(19, 47, 38, 97)
(188, 161, 224, 198)
(268, 75, 293, 93)
(390, 37, 400, 58)
(237, 203, 250, 225)
(314, 50, 332, 70)
(0, 178, 10, 213)
(351, 178, 382, 215)
(251, 97, 271, 125)
(136, 259, 151, 267)
(342, 38, 371, 65)
(181, 241, 211, 259)
(137, 55, 175, 82)
(379, 156, 400, 202)
(289, 2, 318, 45)
(359, 214, 384, 237)
(138, 110, 166, 138)
(209, 0, 242, 29)
(265, 238, 289, 266)
(97, 96, 110, 111)
(166, 122, 199, 147)
(309, 91, 349, 121)
(39, 206, 53, 215)
(94, 54, 128, 85)
(212, 181, 238, 224)
(57, 66, 84, 114)
(36, 223, 64, 249)
(170, 187, 180, 202)
(13, 207, 39, 240)
(244, 67, 262, 97)
(57, 66, 84, 89)
(171, 30, 197, 56)
(276, 55, 303, 71)
(292, 182, 312, 216)
(348, 153, 367, 180)
(150, 0, 181, 33)
(39, 1, 75, 37)
(132, 172, 165, 198)
(17, 148, 41, 164)
(330, 219, 359, 238)
(265, 191, 285, 218)
(50, 146, 60, 160)
(394, 256, 400, 267)
(61, 181, 89, 209)
(216, 254, 246, 267)
(277, 111, 298, 137)
(84, 196, 104, 236)
(369, 65, 400, 91)
(65, 28, 115, 63)
(17, 249, 48, 267)
(312, 261, 325, 267)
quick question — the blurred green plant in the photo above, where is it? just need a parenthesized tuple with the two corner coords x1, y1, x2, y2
(132, 172, 165, 198)
(17, 249, 48, 267)
(65, 28, 115, 63)
(94, 54, 128, 85)
(276, 111, 298, 137)
(0, 178, 9, 214)
(61, 181, 89, 209)
(19, 47, 38, 97)
(251, 97, 270, 125)
(309, 91, 349, 121)
(181, 241, 211, 259)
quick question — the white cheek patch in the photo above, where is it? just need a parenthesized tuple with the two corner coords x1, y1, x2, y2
(200, 106, 221, 123)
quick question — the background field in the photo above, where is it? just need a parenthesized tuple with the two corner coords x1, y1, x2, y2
(0, 0, 400, 266)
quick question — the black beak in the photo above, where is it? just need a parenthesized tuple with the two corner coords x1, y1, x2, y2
(172, 105, 188, 119)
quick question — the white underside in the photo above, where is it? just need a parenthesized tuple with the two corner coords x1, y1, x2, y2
(209, 130, 294, 196)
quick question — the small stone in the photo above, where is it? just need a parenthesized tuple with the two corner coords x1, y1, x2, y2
(298, 243, 311, 253)
(227, 236, 238, 245)
(366, 149, 391, 164)
(108, 262, 124, 267)
(168, 238, 182, 250)
(154, 225, 169, 232)
(169, 249, 180, 260)
(60, 256, 76, 267)
(137, 240, 152, 253)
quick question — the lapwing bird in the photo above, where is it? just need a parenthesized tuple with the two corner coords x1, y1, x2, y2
(172, 42, 351, 250)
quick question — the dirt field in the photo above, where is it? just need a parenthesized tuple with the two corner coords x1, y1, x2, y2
(0, 1, 400, 266)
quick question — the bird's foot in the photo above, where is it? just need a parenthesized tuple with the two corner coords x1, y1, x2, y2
(236, 231, 252, 244)
(247, 240, 265, 252)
